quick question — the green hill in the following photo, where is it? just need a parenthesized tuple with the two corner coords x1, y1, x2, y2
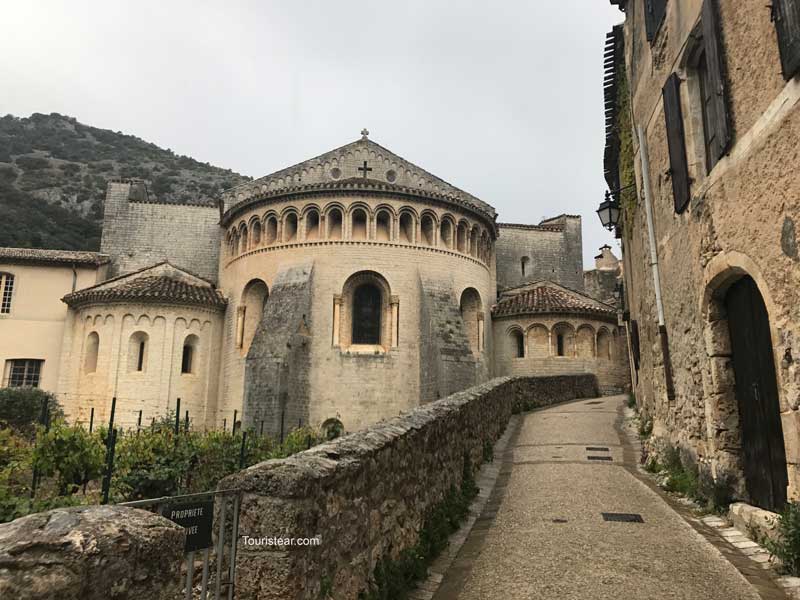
(0, 113, 249, 250)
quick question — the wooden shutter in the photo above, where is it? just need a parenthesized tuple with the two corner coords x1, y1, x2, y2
(701, 0, 732, 161)
(629, 320, 641, 371)
(645, 0, 668, 42)
(662, 73, 691, 213)
(775, 0, 800, 79)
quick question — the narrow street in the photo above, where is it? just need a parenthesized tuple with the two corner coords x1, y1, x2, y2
(433, 396, 784, 600)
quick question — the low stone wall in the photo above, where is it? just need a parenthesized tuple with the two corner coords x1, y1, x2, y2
(220, 374, 598, 600)
(0, 505, 184, 600)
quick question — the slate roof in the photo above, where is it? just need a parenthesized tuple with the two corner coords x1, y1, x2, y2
(492, 281, 616, 321)
(0, 247, 110, 267)
(63, 273, 227, 309)
(221, 135, 497, 227)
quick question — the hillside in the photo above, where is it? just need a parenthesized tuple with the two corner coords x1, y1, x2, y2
(0, 113, 250, 250)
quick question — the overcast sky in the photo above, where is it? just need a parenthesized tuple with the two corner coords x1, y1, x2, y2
(2, 1, 623, 267)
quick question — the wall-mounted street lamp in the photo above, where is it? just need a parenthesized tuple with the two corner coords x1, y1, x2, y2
(596, 191, 621, 231)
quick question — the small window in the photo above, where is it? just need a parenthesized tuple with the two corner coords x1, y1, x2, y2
(84, 332, 99, 374)
(644, 0, 667, 42)
(511, 330, 525, 358)
(182, 334, 199, 374)
(4, 359, 43, 387)
(0, 272, 14, 314)
(557, 334, 565, 357)
(352, 283, 382, 344)
(521, 256, 530, 277)
(128, 332, 149, 372)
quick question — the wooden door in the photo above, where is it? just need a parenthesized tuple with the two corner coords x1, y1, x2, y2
(725, 276, 787, 511)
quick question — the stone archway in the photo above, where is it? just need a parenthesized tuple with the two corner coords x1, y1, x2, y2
(701, 253, 789, 510)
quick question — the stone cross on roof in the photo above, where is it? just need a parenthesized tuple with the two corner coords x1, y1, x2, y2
(361, 128, 369, 139)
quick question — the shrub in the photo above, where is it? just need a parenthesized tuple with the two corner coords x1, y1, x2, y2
(31, 420, 105, 495)
(15, 156, 50, 170)
(765, 502, 800, 576)
(0, 388, 63, 437)
(627, 393, 636, 409)
(638, 416, 653, 439)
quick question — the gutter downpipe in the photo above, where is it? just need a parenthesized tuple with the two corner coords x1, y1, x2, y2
(636, 125, 675, 401)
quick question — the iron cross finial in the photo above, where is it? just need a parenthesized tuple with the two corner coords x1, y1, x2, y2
(361, 128, 369, 139)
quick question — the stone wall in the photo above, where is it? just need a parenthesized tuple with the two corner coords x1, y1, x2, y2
(219, 374, 598, 600)
(0, 505, 183, 600)
(495, 217, 584, 292)
(100, 180, 221, 283)
(618, 0, 800, 499)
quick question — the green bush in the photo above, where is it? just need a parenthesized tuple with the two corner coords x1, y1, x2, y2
(765, 502, 800, 576)
(31, 420, 105, 495)
(0, 388, 63, 437)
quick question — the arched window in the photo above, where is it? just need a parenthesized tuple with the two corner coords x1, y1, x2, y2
(456, 222, 468, 253)
(239, 279, 269, 352)
(399, 212, 415, 243)
(1, 272, 15, 314)
(597, 328, 612, 360)
(352, 283, 382, 344)
(321, 418, 344, 440)
(84, 332, 99, 373)
(511, 329, 525, 358)
(305, 209, 320, 240)
(351, 208, 368, 240)
(128, 331, 149, 372)
(552, 323, 575, 357)
(460, 288, 483, 354)
(239, 225, 249, 252)
(470, 227, 479, 257)
(181, 334, 199, 374)
(421, 214, 436, 246)
(527, 324, 549, 357)
(251, 220, 262, 247)
(284, 213, 298, 242)
(265, 216, 278, 245)
(440, 219, 454, 249)
(376, 210, 391, 241)
(521, 256, 530, 277)
(328, 207, 343, 240)
(576, 325, 595, 358)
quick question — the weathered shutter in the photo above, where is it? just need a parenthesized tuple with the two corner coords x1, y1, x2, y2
(629, 320, 641, 371)
(662, 73, 691, 213)
(775, 0, 800, 79)
(701, 0, 732, 160)
(645, 0, 668, 42)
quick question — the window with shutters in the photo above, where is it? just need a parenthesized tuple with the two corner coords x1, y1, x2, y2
(775, 0, 800, 79)
(644, 0, 667, 42)
(662, 73, 691, 213)
(629, 320, 641, 371)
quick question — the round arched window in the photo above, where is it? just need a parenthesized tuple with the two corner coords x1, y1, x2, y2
(352, 283, 382, 344)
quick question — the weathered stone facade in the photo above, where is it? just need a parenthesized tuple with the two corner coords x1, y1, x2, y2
(608, 0, 800, 505)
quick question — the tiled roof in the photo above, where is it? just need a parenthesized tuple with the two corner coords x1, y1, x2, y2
(63, 275, 227, 309)
(0, 247, 110, 266)
(493, 281, 616, 320)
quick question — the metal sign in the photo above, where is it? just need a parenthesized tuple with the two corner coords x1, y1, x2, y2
(162, 499, 215, 552)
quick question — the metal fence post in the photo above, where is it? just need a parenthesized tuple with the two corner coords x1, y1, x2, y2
(89, 406, 94, 433)
(233, 410, 238, 433)
(101, 428, 118, 504)
(174, 398, 181, 437)
(238, 432, 247, 470)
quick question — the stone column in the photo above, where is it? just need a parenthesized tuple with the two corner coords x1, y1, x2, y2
(332, 295, 342, 347)
(390, 296, 400, 348)
(477, 313, 485, 352)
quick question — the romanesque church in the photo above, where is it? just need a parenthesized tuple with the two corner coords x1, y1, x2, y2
(0, 132, 630, 435)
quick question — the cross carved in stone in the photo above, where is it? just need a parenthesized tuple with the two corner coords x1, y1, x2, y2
(358, 160, 372, 178)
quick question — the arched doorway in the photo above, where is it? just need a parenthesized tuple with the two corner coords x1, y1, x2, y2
(725, 275, 787, 511)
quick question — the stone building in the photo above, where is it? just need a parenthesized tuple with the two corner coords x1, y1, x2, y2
(605, 0, 800, 510)
(1, 132, 629, 435)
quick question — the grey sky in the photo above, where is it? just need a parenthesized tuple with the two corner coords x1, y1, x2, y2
(2, 1, 623, 267)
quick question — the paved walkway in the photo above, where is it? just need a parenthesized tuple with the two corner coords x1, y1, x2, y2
(432, 395, 784, 600)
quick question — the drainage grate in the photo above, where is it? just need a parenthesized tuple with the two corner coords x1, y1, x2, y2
(602, 512, 644, 523)
(586, 447, 610, 452)
(587, 455, 613, 461)
(586, 401, 604, 405)
(552, 518, 568, 523)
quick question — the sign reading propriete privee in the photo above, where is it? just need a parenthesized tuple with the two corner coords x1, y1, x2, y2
(161, 499, 214, 552)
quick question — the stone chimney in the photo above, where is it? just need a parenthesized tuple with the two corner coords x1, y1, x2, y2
(594, 245, 619, 271)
